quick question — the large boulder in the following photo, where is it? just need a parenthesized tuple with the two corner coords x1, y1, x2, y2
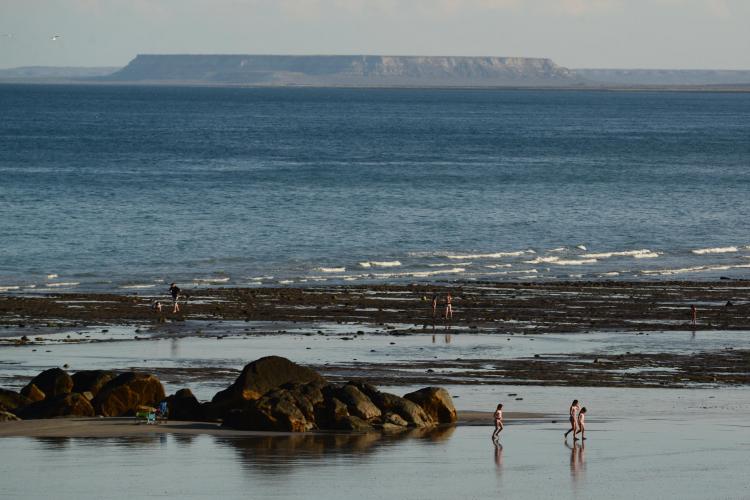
(209, 356, 326, 418)
(166, 388, 204, 421)
(335, 415, 374, 432)
(335, 385, 382, 421)
(371, 392, 433, 427)
(72, 370, 115, 398)
(17, 393, 95, 419)
(93, 372, 166, 417)
(314, 396, 349, 429)
(223, 391, 312, 432)
(0, 410, 20, 422)
(21, 368, 73, 399)
(21, 384, 45, 403)
(0, 388, 30, 412)
(404, 387, 457, 424)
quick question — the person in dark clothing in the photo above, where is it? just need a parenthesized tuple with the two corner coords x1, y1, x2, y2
(169, 283, 181, 313)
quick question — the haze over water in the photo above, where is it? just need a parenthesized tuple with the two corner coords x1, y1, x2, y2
(2, 85, 750, 292)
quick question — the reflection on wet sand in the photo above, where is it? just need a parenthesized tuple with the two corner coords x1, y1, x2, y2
(219, 426, 455, 472)
(493, 442, 503, 473)
(566, 441, 586, 486)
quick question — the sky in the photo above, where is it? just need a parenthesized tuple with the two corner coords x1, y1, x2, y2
(0, 0, 749, 70)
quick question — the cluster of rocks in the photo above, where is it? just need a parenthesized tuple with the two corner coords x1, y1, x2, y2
(0, 368, 164, 421)
(0, 356, 457, 433)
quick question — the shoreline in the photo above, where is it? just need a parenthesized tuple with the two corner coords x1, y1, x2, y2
(0, 412, 548, 438)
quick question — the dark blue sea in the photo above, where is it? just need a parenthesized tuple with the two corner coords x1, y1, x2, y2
(1, 84, 749, 292)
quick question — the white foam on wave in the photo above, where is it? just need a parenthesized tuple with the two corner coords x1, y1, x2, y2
(443, 250, 535, 260)
(46, 274, 58, 279)
(484, 263, 512, 269)
(525, 256, 561, 264)
(278, 280, 294, 285)
(554, 259, 598, 266)
(193, 277, 231, 284)
(691, 246, 738, 255)
(576, 245, 587, 251)
(547, 247, 567, 253)
(0, 285, 20, 292)
(314, 267, 346, 273)
(358, 261, 401, 269)
(642, 263, 750, 276)
(581, 249, 658, 259)
(45, 282, 80, 287)
(428, 262, 472, 267)
(119, 284, 157, 289)
(599, 272, 621, 277)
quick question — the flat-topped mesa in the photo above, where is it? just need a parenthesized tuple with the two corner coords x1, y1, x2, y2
(107, 54, 580, 86)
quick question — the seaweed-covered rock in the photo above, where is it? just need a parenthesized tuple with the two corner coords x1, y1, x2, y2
(404, 387, 457, 424)
(0, 388, 31, 412)
(21, 384, 45, 403)
(0, 410, 21, 422)
(93, 372, 165, 417)
(72, 370, 114, 398)
(335, 384, 382, 421)
(17, 393, 95, 419)
(22, 368, 73, 399)
(370, 392, 433, 427)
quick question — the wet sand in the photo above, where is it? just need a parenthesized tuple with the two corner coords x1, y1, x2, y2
(0, 412, 546, 438)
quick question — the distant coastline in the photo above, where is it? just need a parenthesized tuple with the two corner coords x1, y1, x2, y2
(2, 54, 750, 91)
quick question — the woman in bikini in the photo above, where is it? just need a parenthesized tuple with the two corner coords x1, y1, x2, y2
(444, 293, 453, 321)
(492, 403, 504, 441)
(564, 399, 580, 439)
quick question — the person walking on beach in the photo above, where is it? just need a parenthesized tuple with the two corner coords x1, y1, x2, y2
(564, 399, 580, 439)
(492, 403, 504, 441)
(169, 283, 181, 313)
(575, 407, 587, 440)
(444, 293, 453, 321)
(431, 294, 439, 320)
(690, 304, 697, 326)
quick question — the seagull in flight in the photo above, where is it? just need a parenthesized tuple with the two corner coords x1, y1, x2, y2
(51, 35, 62, 41)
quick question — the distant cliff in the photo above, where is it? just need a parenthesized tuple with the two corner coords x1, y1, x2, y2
(106, 54, 581, 86)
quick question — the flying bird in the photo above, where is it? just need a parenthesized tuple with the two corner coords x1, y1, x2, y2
(51, 35, 62, 41)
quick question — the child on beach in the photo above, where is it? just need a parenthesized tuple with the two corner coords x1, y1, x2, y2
(564, 399, 580, 439)
(575, 407, 587, 440)
(431, 294, 438, 320)
(152, 301, 162, 313)
(492, 403, 504, 441)
(691, 304, 697, 326)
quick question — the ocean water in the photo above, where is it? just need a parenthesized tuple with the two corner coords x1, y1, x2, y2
(1, 84, 750, 292)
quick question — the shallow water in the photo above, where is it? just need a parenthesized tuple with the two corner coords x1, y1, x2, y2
(2, 329, 747, 398)
(1, 414, 748, 499)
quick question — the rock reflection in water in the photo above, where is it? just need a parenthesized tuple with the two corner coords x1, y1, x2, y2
(218, 426, 455, 473)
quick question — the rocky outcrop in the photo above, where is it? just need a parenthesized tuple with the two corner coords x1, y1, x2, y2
(21, 368, 73, 399)
(0, 388, 30, 412)
(72, 370, 114, 398)
(208, 356, 326, 418)
(404, 387, 458, 424)
(166, 388, 204, 421)
(16, 393, 95, 419)
(93, 372, 166, 417)
(216, 358, 456, 433)
(21, 384, 46, 403)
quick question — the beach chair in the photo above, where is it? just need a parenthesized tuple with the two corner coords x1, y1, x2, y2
(155, 401, 169, 424)
(135, 406, 157, 425)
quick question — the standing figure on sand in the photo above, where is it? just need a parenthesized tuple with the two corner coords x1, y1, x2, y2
(492, 403, 504, 441)
(169, 283, 181, 313)
(444, 292, 453, 322)
(564, 399, 581, 440)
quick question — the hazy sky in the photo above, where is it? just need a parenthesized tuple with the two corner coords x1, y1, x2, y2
(1, 0, 749, 69)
